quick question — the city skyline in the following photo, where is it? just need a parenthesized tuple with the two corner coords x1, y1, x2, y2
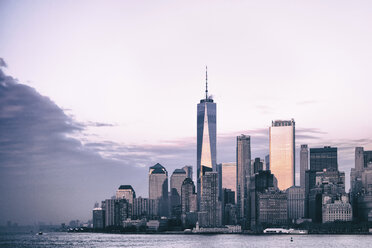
(1, 0, 372, 226)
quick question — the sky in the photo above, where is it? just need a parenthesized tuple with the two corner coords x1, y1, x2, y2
(1, 0, 372, 225)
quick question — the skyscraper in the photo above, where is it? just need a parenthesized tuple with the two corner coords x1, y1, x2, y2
(170, 169, 187, 217)
(300, 145, 308, 188)
(181, 178, 197, 214)
(197, 68, 217, 210)
(220, 162, 237, 195)
(149, 163, 169, 217)
(182, 165, 193, 180)
(116, 185, 136, 204)
(310, 146, 338, 172)
(236, 134, 251, 225)
(200, 171, 222, 227)
(269, 119, 295, 190)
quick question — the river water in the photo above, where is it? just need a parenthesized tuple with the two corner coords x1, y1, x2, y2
(1, 232, 371, 248)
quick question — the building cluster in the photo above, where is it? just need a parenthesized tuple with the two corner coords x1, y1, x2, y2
(92, 72, 372, 232)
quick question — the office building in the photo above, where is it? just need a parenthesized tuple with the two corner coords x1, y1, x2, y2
(269, 119, 295, 190)
(236, 134, 251, 225)
(220, 162, 236, 195)
(287, 186, 305, 221)
(253, 158, 264, 174)
(133, 197, 156, 220)
(265, 154, 270, 171)
(170, 169, 187, 217)
(104, 198, 130, 227)
(257, 189, 288, 225)
(322, 197, 352, 223)
(310, 146, 338, 172)
(197, 68, 217, 210)
(149, 163, 169, 217)
(300, 145, 308, 188)
(200, 171, 222, 227)
(182, 165, 193, 179)
(93, 206, 105, 229)
(181, 178, 197, 214)
(116, 185, 136, 204)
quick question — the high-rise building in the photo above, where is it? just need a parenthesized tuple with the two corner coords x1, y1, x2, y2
(182, 165, 193, 180)
(350, 147, 372, 222)
(300, 145, 308, 188)
(200, 171, 222, 227)
(170, 169, 187, 217)
(104, 198, 130, 227)
(253, 158, 264, 174)
(265, 155, 270, 171)
(257, 189, 288, 226)
(181, 178, 197, 214)
(310, 146, 338, 172)
(287, 186, 305, 221)
(197, 68, 217, 210)
(116, 185, 136, 204)
(93, 204, 105, 229)
(236, 135, 251, 225)
(269, 119, 295, 190)
(220, 162, 236, 196)
(149, 163, 169, 217)
(133, 197, 156, 220)
(248, 170, 278, 229)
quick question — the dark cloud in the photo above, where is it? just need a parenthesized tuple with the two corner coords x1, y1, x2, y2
(0, 60, 144, 225)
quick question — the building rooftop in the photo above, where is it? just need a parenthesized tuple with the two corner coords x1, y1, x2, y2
(118, 185, 134, 190)
(173, 168, 186, 174)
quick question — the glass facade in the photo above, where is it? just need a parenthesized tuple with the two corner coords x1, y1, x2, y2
(269, 119, 295, 190)
(309, 146, 338, 172)
(197, 98, 216, 210)
(220, 162, 236, 195)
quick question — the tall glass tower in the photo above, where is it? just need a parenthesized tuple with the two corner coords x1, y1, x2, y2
(197, 67, 217, 210)
(269, 119, 295, 190)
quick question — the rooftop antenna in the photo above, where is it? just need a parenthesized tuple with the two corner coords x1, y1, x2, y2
(205, 66, 208, 100)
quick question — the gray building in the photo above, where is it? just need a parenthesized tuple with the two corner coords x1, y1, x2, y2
(116, 185, 136, 204)
(197, 69, 217, 210)
(350, 147, 372, 222)
(200, 171, 222, 227)
(322, 196, 352, 223)
(133, 197, 156, 220)
(104, 198, 130, 227)
(149, 163, 169, 217)
(300, 145, 308, 188)
(236, 134, 251, 226)
(93, 206, 105, 229)
(287, 186, 305, 221)
(257, 189, 288, 226)
(170, 169, 187, 217)
(265, 154, 270, 171)
(182, 165, 193, 180)
(181, 178, 197, 214)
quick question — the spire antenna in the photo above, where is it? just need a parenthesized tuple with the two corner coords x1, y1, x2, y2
(205, 66, 208, 100)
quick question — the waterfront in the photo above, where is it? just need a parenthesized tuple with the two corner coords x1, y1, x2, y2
(1, 232, 372, 248)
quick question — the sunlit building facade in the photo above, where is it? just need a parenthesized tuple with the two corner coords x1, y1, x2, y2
(269, 119, 295, 190)
(220, 162, 236, 194)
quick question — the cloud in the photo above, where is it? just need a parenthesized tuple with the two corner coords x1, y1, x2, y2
(296, 100, 317, 105)
(0, 59, 144, 225)
(0, 58, 7, 67)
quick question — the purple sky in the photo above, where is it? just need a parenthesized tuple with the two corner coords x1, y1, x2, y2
(1, 1, 372, 225)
